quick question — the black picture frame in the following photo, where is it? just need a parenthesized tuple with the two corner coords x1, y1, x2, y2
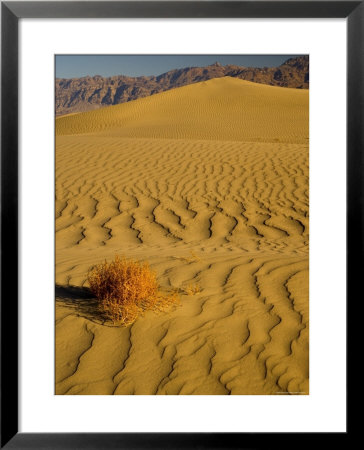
(1, 1, 356, 448)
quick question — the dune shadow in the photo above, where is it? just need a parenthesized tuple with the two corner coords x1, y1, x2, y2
(55, 284, 105, 324)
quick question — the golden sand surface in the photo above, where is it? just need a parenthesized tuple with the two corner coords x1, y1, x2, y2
(56, 77, 309, 395)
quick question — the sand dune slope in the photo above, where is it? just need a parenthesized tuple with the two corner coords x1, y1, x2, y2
(56, 77, 308, 143)
(56, 77, 309, 395)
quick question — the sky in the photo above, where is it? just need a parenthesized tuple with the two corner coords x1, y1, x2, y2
(55, 55, 304, 79)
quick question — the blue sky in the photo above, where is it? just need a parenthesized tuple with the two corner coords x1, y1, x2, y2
(55, 55, 304, 79)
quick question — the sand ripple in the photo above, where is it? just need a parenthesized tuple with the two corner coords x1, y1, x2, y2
(56, 137, 308, 395)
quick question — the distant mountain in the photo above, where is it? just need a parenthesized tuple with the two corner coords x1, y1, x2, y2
(55, 56, 309, 116)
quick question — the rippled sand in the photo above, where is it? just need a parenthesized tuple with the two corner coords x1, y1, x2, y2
(56, 77, 309, 395)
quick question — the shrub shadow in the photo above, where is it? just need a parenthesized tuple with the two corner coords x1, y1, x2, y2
(55, 284, 106, 324)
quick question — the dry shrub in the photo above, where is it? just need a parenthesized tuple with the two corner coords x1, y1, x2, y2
(87, 255, 178, 325)
(184, 283, 202, 296)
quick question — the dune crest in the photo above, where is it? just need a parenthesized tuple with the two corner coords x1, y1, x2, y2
(56, 78, 309, 395)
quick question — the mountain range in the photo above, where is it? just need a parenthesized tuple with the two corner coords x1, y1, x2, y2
(55, 55, 309, 116)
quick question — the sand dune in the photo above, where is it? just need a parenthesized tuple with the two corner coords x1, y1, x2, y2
(56, 77, 309, 395)
(56, 77, 308, 143)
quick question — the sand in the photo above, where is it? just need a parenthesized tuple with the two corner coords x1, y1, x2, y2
(56, 77, 309, 395)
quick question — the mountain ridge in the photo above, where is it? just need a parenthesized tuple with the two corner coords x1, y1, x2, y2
(56, 55, 309, 116)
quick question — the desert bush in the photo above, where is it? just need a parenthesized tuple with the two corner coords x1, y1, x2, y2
(87, 255, 178, 325)
(184, 283, 202, 295)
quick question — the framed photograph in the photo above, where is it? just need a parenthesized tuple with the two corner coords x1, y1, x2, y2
(1, 1, 355, 447)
